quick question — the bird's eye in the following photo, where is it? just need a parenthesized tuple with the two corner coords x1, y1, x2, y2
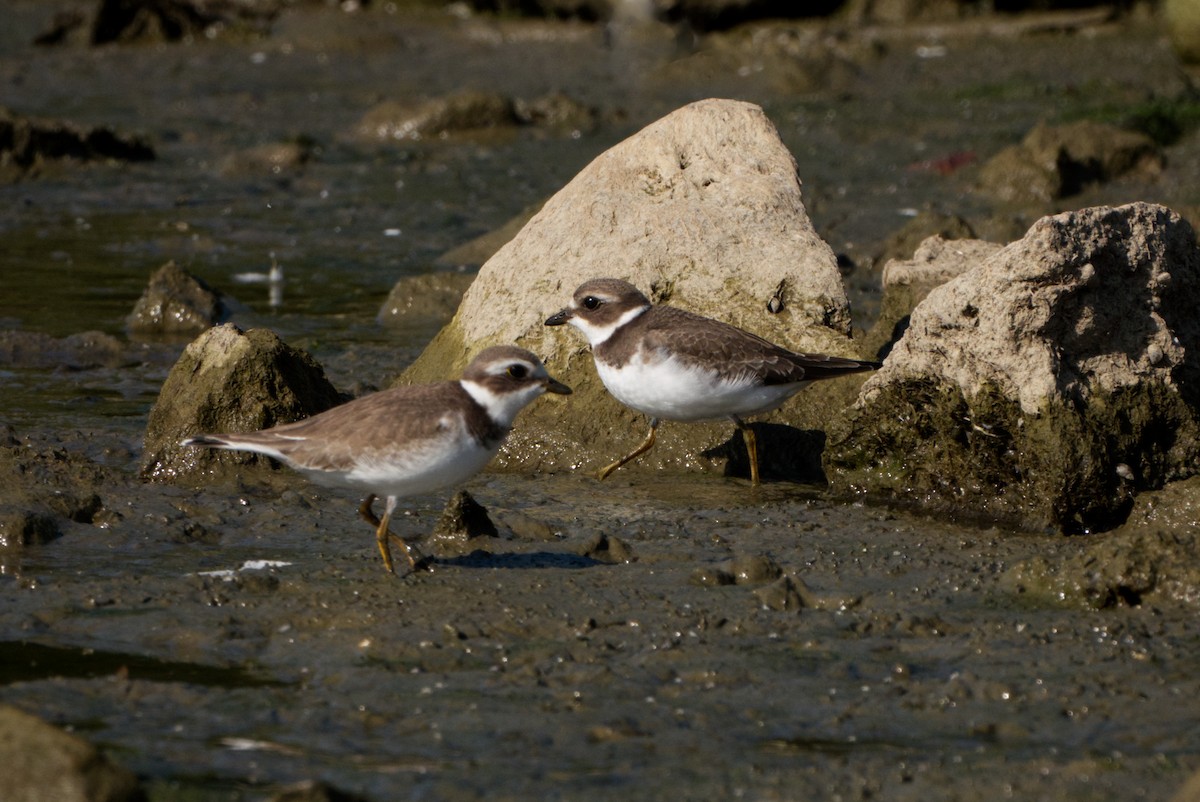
(582, 296, 601, 310)
(506, 364, 528, 379)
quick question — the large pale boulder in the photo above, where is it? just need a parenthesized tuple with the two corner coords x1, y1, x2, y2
(826, 203, 1200, 533)
(400, 98, 870, 478)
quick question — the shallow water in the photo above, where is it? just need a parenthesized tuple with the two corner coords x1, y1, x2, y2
(1, 2, 1199, 800)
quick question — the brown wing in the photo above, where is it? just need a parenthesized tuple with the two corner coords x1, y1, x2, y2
(640, 306, 880, 386)
(223, 382, 485, 472)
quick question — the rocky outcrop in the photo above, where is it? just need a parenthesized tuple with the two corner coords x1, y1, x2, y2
(399, 98, 872, 478)
(141, 324, 345, 482)
(826, 202, 1200, 533)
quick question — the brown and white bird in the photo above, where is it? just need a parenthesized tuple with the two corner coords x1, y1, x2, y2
(545, 278, 879, 484)
(183, 345, 571, 574)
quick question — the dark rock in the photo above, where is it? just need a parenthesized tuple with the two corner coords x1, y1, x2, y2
(978, 120, 1163, 205)
(271, 779, 370, 802)
(578, 532, 635, 564)
(0, 330, 127, 370)
(0, 703, 145, 802)
(376, 271, 476, 330)
(0, 509, 62, 551)
(430, 490, 500, 550)
(0, 105, 153, 178)
(90, 0, 278, 45)
(126, 261, 232, 337)
(826, 203, 1200, 533)
(141, 323, 345, 482)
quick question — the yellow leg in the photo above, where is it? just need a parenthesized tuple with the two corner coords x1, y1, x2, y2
(359, 494, 423, 575)
(598, 418, 659, 481)
(732, 416, 760, 486)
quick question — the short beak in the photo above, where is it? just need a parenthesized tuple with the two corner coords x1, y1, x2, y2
(543, 376, 572, 395)
(545, 308, 573, 327)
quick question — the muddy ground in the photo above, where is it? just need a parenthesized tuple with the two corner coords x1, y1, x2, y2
(1, 1, 1200, 800)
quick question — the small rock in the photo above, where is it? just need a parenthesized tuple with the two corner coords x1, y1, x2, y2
(497, 510, 559, 541)
(356, 90, 519, 142)
(0, 509, 62, 551)
(219, 139, 315, 177)
(430, 490, 499, 549)
(0, 703, 144, 802)
(140, 323, 345, 482)
(126, 261, 232, 337)
(376, 271, 475, 330)
(753, 576, 804, 612)
(689, 565, 736, 587)
(578, 533, 635, 564)
(978, 121, 1162, 205)
(728, 553, 783, 584)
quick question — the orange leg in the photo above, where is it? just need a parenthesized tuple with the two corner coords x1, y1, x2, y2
(598, 418, 659, 480)
(731, 416, 760, 486)
(359, 494, 422, 574)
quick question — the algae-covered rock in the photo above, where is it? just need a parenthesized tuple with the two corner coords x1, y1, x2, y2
(126, 260, 233, 337)
(0, 703, 145, 802)
(399, 98, 870, 478)
(1001, 477, 1200, 608)
(141, 323, 344, 482)
(826, 202, 1200, 533)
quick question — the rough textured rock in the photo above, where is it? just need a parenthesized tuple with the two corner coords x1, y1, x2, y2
(399, 98, 870, 478)
(861, 235, 1003, 360)
(0, 704, 145, 802)
(977, 121, 1163, 205)
(0, 105, 153, 180)
(141, 323, 345, 482)
(126, 261, 233, 337)
(428, 490, 500, 556)
(826, 203, 1200, 533)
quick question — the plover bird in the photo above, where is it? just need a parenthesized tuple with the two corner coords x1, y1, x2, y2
(545, 278, 879, 484)
(183, 345, 571, 574)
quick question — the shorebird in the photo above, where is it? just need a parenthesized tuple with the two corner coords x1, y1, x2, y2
(184, 345, 571, 573)
(546, 278, 879, 484)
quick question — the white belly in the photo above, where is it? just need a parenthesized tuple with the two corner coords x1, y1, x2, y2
(596, 352, 806, 422)
(298, 429, 499, 500)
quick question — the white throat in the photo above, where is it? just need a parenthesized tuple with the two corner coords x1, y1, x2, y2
(461, 379, 541, 429)
(570, 304, 648, 346)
